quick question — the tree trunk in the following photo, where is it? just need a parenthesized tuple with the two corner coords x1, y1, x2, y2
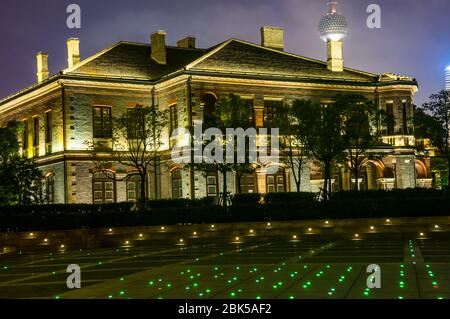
(139, 172, 147, 211)
(323, 162, 330, 201)
(222, 169, 228, 209)
(296, 161, 302, 192)
(153, 158, 158, 200)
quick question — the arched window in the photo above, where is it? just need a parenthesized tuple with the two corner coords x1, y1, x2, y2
(127, 174, 143, 202)
(202, 93, 218, 127)
(92, 172, 116, 204)
(42, 173, 55, 204)
(266, 168, 286, 193)
(172, 169, 183, 199)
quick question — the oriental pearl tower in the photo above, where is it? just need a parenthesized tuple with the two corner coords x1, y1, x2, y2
(318, 2, 348, 72)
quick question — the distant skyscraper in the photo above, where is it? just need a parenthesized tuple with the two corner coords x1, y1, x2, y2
(446, 66, 450, 90)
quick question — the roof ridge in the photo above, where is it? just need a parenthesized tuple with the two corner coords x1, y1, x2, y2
(188, 38, 378, 78)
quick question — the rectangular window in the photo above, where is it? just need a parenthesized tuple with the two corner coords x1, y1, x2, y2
(126, 178, 143, 202)
(206, 172, 218, 197)
(169, 104, 178, 134)
(127, 108, 144, 139)
(402, 102, 408, 135)
(172, 170, 183, 199)
(93, 172, 116, 204)
(386, 103, 395, 135)
(264, 100, 282, 127)
(33, 117, 39, 147)
(93, 106, 112, 138)
(45, 111, 52, 143)
(240, 173, 257, 194)
(22, 120, 29, 149)
(266, 170, 286, 193)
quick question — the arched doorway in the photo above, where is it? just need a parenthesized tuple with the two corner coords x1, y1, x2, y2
(415, 160, 428, 179)
(360, 160, 384, 190)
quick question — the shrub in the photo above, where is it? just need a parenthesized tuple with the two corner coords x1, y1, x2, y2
(231, 193, 262, 205)
(264, 192, 317, 204)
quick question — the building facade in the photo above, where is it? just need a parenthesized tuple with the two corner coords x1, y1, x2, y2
(0, 26, 432, 205)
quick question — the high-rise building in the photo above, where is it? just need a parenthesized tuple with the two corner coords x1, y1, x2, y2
(446, 65, 450, 90)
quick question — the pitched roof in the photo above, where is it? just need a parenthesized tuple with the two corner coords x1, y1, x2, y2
(65, 39, 378, 82)
(1, 37, 416, 106)
(64, 41, 207, 80)
(186, 39, 379, 82)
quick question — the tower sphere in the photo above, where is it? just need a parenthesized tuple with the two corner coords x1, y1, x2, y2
(319, 2, 348, 42)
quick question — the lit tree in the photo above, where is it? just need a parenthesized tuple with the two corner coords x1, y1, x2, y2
(194, 94, 255, 206)
(86, 105, 169, 209)
(273, 101, 310, 192)
(337, 94, 388, 191)
(295, 99, 347, 200)
(421, 90, 450, 189)
(0, 121, 43, 205)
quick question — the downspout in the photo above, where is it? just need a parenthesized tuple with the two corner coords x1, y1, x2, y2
(151, 87, 158, 200)
(57, 80, 68, 204)
(187, 76, 196, 200)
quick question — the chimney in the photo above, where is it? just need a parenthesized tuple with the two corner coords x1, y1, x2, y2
(260, 26, 284, 51)
(177, 36, 196, 49)
(151, 31, 167, 64)
(327, 41, 344, 72)
(67, 38, 80, 68)
(36, 52, 49, 83)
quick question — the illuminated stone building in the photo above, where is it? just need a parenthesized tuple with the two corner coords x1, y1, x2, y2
(0, 6, 432, 204)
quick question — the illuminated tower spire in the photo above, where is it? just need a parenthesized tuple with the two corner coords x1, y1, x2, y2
(319, 1, 348, 72)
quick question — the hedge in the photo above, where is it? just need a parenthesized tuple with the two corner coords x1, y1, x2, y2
(1, 189, 450, 232)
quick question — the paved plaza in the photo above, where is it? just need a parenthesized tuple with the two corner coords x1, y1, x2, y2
(0, 221, 449, 299)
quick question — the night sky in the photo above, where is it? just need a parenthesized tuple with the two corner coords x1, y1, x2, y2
(1, 0, 449, 105)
